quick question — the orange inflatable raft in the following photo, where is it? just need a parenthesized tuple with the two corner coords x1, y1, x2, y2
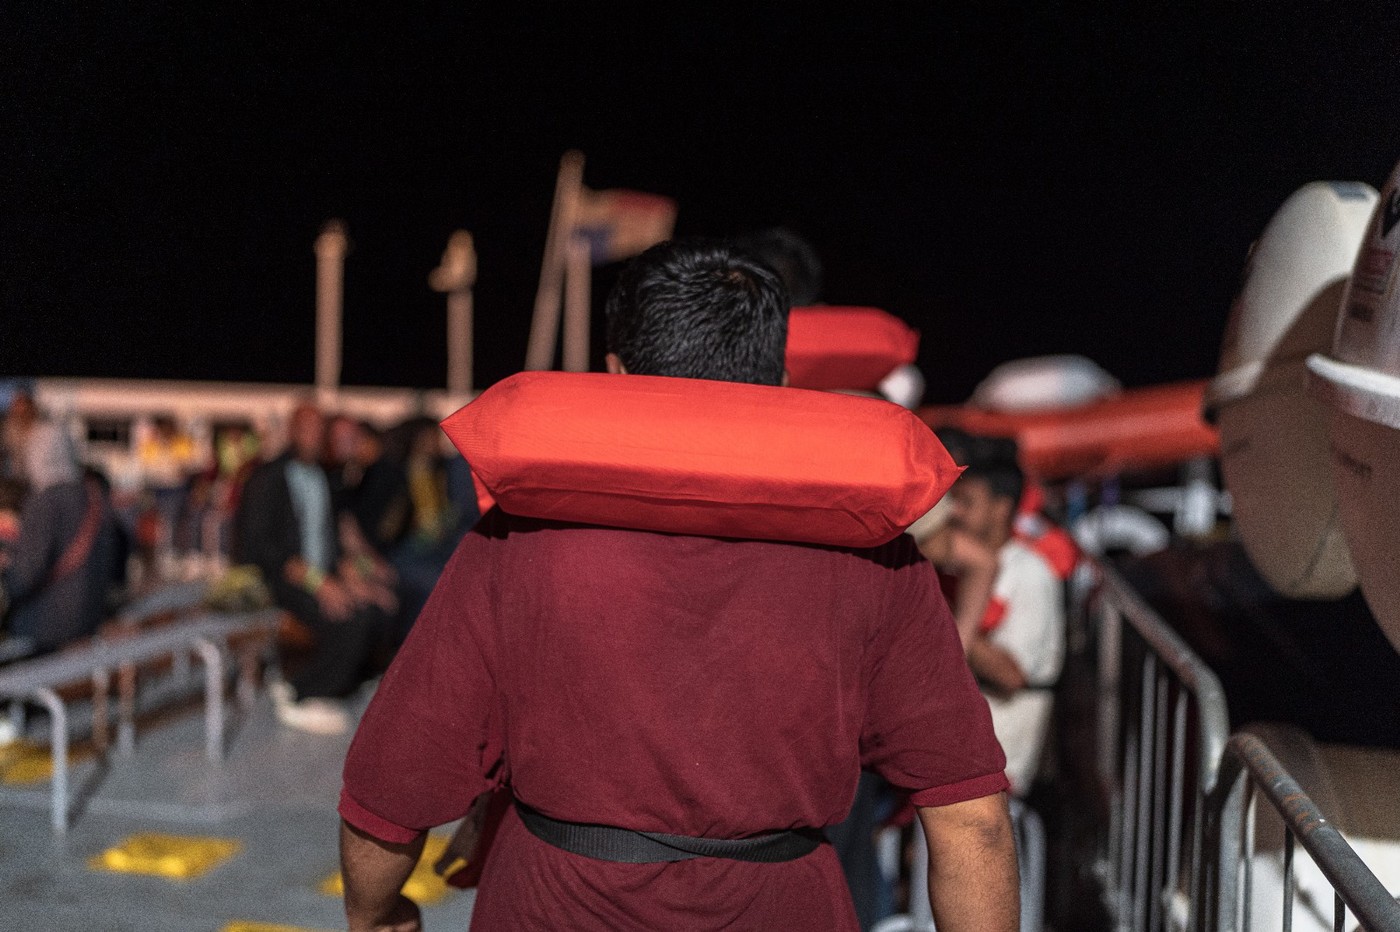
(920, 380, 1219, 481)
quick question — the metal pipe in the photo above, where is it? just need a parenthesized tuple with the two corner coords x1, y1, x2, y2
(117, 661, 136, 756)
(1242, 779, 1256, 932)
(1150, 672, 1169, 932)
(193, 637, 226, 762)
(1282, 827, 1294, 932)
(1220, 734, 1400, 932)
(91, 668, 110, 753)
(34, 688, 68, 834)
(562, 237, 592, 372)
(1134, 652, 1157, 930)
(909, 819, 932, 926)
(1164, 691, 1186, 929)
(1100, 567, 1230, 794)
(314, 219, 349, 403)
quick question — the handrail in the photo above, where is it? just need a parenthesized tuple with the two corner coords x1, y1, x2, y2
(1090, 558, 1236, 931)
(1216, 734, 1400, 932)
(1099, 566, 1232, 795)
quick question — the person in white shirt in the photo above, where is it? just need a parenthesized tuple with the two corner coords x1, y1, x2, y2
(947, 446, 1065, 795)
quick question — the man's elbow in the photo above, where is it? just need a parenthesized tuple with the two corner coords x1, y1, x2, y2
(920, 791, 1016, 859)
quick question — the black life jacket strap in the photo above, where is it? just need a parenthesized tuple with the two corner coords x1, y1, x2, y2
(515, 799, 824, 864)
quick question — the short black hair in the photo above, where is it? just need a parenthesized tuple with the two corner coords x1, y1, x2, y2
(945, 432, 1023, 505)
(731, 228, 823, 306)
(605, 239, 789, 386)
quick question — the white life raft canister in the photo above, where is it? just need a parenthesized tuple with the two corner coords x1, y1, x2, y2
(1308, 161, 1400, 651)
(1206, 181, 1376, 599)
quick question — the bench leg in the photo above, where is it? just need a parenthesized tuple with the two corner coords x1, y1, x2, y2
(117, 663, 137, 757)
(193, 638, 225, 762)
(91, 669, 111, 753)
(34, 688, 68, 835)
(236, 645, 259, 710)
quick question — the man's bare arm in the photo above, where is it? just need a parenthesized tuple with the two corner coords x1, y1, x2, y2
(340, 819, 426, 932)
(918, 792, 1019, 932)
(917, 528, 998, 649)
(966, 638, 1029, 695)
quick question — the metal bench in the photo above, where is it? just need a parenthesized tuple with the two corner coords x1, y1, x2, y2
(0, 609, 278, 833)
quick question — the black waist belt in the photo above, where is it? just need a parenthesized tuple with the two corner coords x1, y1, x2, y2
(516, 800, 823, 864)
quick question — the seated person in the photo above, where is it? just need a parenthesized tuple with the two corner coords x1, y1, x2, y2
(1, 424, 120, 657)
(946, 445, 1065, 796)
(233, 402, 390, 735)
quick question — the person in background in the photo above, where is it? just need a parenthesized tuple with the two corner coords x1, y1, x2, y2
(0, 424, 120, 657)
(1, 392, 39, 486)
(323, 414, 360, 509)
(733, 227, 824, 306)
(386, 417, 469, 642)
(341, 421, 409, 560)
(233, 402, 389, 735)
(181, 422, 262, 558)
(0, 479, 23, 558)
(946, 440, 1066, 796)
(139, 415, 202, 556)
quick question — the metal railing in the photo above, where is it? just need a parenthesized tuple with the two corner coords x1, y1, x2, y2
(1210, 734, 1400, 932)
(1090, 563, 1233, 932)
(0, 609, 278, 833)
(1089, 560, 1400, 931)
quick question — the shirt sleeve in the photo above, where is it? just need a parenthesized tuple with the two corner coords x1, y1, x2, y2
(339, 515, 506, 842)
(861, 538, 1008, 807)
(990, 548, 1066, 687)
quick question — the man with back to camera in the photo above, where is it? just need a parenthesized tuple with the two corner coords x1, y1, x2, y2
(946, 441, 1066, 796)
(337, 240, 1020, 931)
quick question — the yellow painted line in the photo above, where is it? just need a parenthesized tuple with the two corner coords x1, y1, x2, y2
(320, 833, 454, 906)
(0, 740, 94, 785)
(221, 924, 335, 932)
(89, 833, 242, 880)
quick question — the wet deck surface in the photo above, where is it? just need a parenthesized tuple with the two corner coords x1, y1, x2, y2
(0, 686, 477, 931)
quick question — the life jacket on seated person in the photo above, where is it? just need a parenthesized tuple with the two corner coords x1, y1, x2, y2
(784, 306, 920, 392)
(1013, 481, 1079, 581)
(440, 371, 961, 548)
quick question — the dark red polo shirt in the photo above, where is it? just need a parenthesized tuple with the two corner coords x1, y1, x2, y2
(341, 511, 1006, 930)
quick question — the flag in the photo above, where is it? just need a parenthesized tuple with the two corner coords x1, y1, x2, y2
(572, 187, 677, 265)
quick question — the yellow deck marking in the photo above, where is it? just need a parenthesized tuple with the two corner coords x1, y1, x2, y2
(89, 832, 242, 880)
(221, 924, 334, 932)
(0, 740, 94, 785)
(320, 833, 454, 905)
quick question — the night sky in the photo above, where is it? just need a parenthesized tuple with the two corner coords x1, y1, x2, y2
(6, 4, 1400, 400)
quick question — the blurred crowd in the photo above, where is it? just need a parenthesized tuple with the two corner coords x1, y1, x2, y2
(0, 391, 479, 697)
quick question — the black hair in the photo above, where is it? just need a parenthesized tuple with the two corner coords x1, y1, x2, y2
(940, 430, 1022, 504)
(731, 228, 823, 307)
(604, 239, 789, 386)
(932, 427, 977, 467)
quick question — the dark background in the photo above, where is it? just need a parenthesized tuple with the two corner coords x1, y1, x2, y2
(5, 4, 1399, 400)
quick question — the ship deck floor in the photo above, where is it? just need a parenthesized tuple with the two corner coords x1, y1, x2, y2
(0, 685, 477, 931)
